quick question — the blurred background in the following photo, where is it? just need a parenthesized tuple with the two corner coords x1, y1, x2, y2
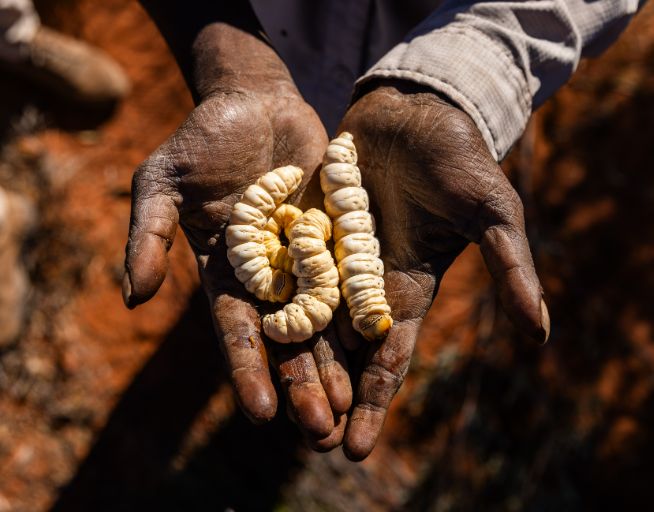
(1, 1, 654, 511)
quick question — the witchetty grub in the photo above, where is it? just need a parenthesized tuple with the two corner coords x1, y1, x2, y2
(226, 135, 393, 344)
(320, 132, 393, 341)
(262, 208, 340, 343)
(226, 165, 303, 303)
(262, 204, 302, 275)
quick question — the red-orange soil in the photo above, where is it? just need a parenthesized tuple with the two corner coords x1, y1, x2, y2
(1, 1, 654, 511)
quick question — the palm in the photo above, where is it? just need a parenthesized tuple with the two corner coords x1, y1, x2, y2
(124, 90, 354, 444)
(336, 82, 548, 460)
(167, 93, 326, 284)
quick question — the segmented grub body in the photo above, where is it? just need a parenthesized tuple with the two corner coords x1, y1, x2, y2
(226, 165, 303, 302)
(262, 208, 340, 343)
(320, 132, 393, 340)
(262, 204, 302, 274)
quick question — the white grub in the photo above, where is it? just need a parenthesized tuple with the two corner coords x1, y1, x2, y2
(263, 204, 302, 275)
(263, 208, 340, 343)
(226, 166, 303, 302)
(321, 132, 393, 341)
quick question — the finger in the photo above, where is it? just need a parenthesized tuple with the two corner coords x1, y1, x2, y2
(343, 319, 419, 461)
(309, 325, 352, 414)
(123, 157, 179, 308)
(270, 342, 335, 439)
(479, 190, 550, 343)
(307, 413, 347, 452)
(286, 406, 346, 453)
(285, 402, 346, 452)
(212, 291, 278, 424)
(334, 303, 362, 351)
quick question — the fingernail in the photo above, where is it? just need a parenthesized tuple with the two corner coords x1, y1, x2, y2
(122, 271, 134, 309)
(539, 298, 550, 344)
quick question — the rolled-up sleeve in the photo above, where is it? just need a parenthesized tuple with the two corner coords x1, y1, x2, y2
(357, 1, 646, 160)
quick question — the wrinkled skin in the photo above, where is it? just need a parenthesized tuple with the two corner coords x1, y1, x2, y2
(123, 15, 549, 457)
(122, 51, 352, 446)
(335, 80, 550, 460)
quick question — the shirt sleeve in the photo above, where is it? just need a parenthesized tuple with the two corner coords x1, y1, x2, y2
(356, 0, 646, 161)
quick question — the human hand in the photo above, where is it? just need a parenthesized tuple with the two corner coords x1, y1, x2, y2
(335, 79, 550, 460)
(122, 23, 351, 447)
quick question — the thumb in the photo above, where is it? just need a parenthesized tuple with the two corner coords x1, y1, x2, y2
(123, 155, 179, 308)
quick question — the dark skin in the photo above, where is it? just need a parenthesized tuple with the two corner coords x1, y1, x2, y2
(124, 8, 351, 446)
(335, 80, 549, 460)
(126, 2, 549, 459)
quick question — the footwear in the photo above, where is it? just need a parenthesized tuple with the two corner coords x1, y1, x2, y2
(6, 25, 131, 103)
(0, 188, 35, 347)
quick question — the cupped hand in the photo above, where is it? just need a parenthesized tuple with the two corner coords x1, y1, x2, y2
(336, 79, 550, 460)
(122, 82, 351, 446)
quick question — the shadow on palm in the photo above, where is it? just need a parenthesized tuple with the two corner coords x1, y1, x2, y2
(336, 81, 548, 460)
(124, 89, 352, 446)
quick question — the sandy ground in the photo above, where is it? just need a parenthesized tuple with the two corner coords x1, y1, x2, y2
(1, 1, 654, 511)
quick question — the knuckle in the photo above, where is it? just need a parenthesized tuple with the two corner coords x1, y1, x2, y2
(479, 179, 525, 228)
(440, 107, 479, 141)
(357, 401, 387, 415)
(364, 360, 405, 391)
(134, 152, 170, 180)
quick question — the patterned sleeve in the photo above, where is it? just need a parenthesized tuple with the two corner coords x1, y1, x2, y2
(357, 1, 646, 160)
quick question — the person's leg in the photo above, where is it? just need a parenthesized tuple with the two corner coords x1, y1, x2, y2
(0, 186, 35, 348)
(1, 0, 130, 103)
(0, 0, 39, 62)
